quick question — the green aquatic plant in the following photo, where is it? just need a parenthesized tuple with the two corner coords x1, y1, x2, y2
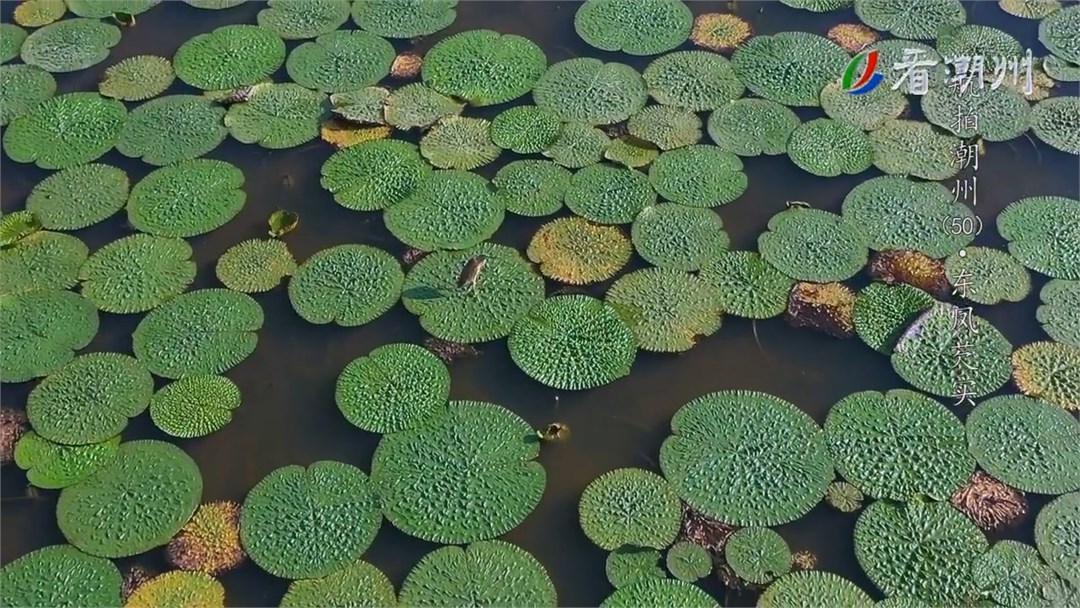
(26, 352, 152, 445)
(12, 0, 66, 27)
(922, 85, 1031, 142)
(605, 137, 660, 168)
(631, 204, 728, 272)
(1036, 492, 1080, 587)
(854, 0, 965, 39)
(526, 217, 631, 284)
(0, 23, 25, 64)
(329, 86, 388, 124)
(1039, 5, 1080, 64)
(124, 571, 224, 608)
(0, 289, 98, 383)
(149, 375, 241, 439)
(566, 163, 655, 224)
(707, 99, 800, 157)
(666, 542, 711, 582)
(0, 64, 56, 127)
(1012, 341, 1080, 410)
(256, 0, 350, 39)
(856, 500, 986, 604)
(945, 246, 1031, 305)
(533, 58, 647, 125)
(65, 0, 158, 17)
(287, 244, 402, 327)
(133, 288, 263, 379)
(215, 239, 295, 293)
(285, 30, 393, 93)
(0, 210, 42, 251)
(607, 546, 665, 588)
(280, 560, 396, 608)
(166, 500, 245, 575)
(1043, 55, 1080, 83)
(400, 541, 556, 607)
(508, 295, 637, 390)
(689, 12, 751, 53)
(698, 250, 795, 319)
(642, 50, 744, 112)
(241, 461, 381, 579)
(423, 29, 546, 106)
(825, 389, 973, 501)
(758, 571, 874, 608)
(606, 268, 723, 352)
(14, 432, 118, 489)
(493, 159, 571, 217)
(601, 577, 716, 608)
(973, 540, 1063, 608)
(1037, 280, 1080, 347)
(383, 82, 463, 130)
(724, 527, 792, 585)
(660, 391, 832, 526)
(0, 231, 86, 296)
(820, 79, 906, 131)
(489, 105, 563, 154)
(626, 105, 701, 151)
(174, 25, 285, 90)
(852, 282, 935, 353)
(351, 0, 458, 39)
(1030, 96, 1080, 155)
(997, 195, 1080, 279)
(58, 440, 202, 558)
(118, 95, 227, 166)
(321, 139, 429, 211)
(3, 92, 126, 170)
(336, 343, 450, 434)
(579, 468, 682, 551)
(824, 481, 864, 512)
(937, 24, 1021, 62)
(19, 18, 119, 72)
(787, 118, 873, 177)
(869, 119, 962, 180)
(127, 159, 245, 237)
(648, 144, 748, 207)
(225, 83, 327, 149)
(0, 544, 122, 608)
(542, 122, 611, 168)
(575, 0, 691, 56)
(99, 55, 173, 101)
(420, 116, 501, 170)
(759, 207, 869, 283)
(781, 0, 853, 10)
(731, 32, 849, 106)
(372, 401, 545, 543)
(384, 170, 504, 250)
(268, 209, 298, 237)
(78, 234, 195, 313)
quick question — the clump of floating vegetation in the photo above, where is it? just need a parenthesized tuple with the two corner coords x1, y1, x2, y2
(950, 471, 1028, 532)
(0, 407, 28, 465)
(690, 13, 750, 52)
(825, 481, 864, 513)
(166, 501, 245, 575)
(785, 281, 856, 339)
(827, 23, 877, 52)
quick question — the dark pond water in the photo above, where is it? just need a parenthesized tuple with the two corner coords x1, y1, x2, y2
(1, 1, 1078, 606)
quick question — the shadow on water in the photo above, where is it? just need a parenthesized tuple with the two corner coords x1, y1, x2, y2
(1, 1, 1078, 606)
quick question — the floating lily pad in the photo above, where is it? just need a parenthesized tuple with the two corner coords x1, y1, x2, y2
(118, 95, 227, 166)
(320, 139, 429, 212)
(0, 289, 98, 383)
(288, 244, 402, 327)
(1039, 5, 1080, 64)
(631, 204, 728, 271)
(1042, 55, 1080, 83)
(575, 0, 691, 56)
(420, 116, 500, 171)
(642, 50, 744, 112)
(542, 122, 611, 168)
(1030, 96, 1080, 155)
(336, 343, 449, 434)
(422, 29, 546, 106)
(0, 544, 122, 608)
(997, 195, 1080, 280)
(759, 207, 868, 283)
(14, 432, 118, 489)
(605, 137, 660, 168)
(922, 84, 1031, 142)
(256, 0, 350, 39)
(0, 231, 87, 295)
(1001, 0, 1061, 20)
(627, 105, 701, 151)
(79, 234, 194, 314)
(1012, 341, 1080, 410)
(698, 250, 796, 319)
(852, 282, 935, 353)
(225, 83, 327, 149)
(400, 541, 556, 607)
(937, 24, 1022, 64)
(0, 210, 42, 249)
(973, 540, 1063, 608)
(666, 542, 711, 582)
(0, 24, 25, 64)
(659, 390, 832, 526)
(3, 92, 126, 170)
(280, 560, 396, 608)
(493, 159, 571, 217)
(126, 159, 244, 238)
(526, 217, 631, 285)
(1037, 280, 1080, 347)
(533, 58, 647, 125)
(215, 239, 295, 294)
(601, 577, 717, 608)
(99, 55, 174, 102)
(65, 0, 159, 18)
(855, 0, 966, 39)
(566, 164, 655, 225)
(607, 546, 665, 588)
(731, 32, 850, 106)
(12, 0, 66, 27)
(759, 571, 874, 608)
(1035, 492, 1080, 586)
(351, 0, 458, 39)
(945, 246, 1031, 305)
(869, 119, 962, 180)
(781, 0, 854, 10)
(489, 105, 563, 154)
(173, 25, 285, 90)
(0, 64, 56, 127)
(150, 375, 241, 439)
(725, 527, 791, 585)
(707, 98, 800, 157)
(285, 30, 394, 93)
(383, 82, 463, 130)
(787, 118, 873, 177)
(329, 86, 387, 124)
(606, 268, 722, 352)
(372, 401, 545, 543)
(508, 295, 637, 390)
(820, 79, 907, 131)
(385, 170, 504, 251)
(124, 571, 224, 608)
(20, 18, 119, 73)
(649, 144, 747, 207)
(579, 468, 682, 551)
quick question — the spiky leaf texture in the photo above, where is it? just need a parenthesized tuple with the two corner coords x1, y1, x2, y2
(385, 170, 504, 251)
(78, 234, 196, 314)
(2, 92, 126, 170)
(320, 139, 430, 211)
(731, 32, 849, 106)
(600, 578, 717, 607)
(26, 163, 127, 230)
(820, 79, 907, 131)
(127, 159, 245, 237)
(1031, 96, 1080, 155)
(854, 0, 966, 39)
(852, 282, 935, 353)
(626, 105, 702, 151)
(0, 24, 25, 64)
(12, 0, 66, 28)
(566, 163, 655, 224)
(607, 546, 665, 588)
(280, 560, 396, 607)
(526, 217, 631, 285)
(422, 29, 546, 106)
(400, 541, 556, 607)
(14, 432, 118, 489)
(0, 289, 98, 383)
(420, 116, 500, 170)
(574, 0, 692, 56)
(922, 84, 1031, 142)
(997, 195, 1080, 279)
(642, 50, 744, 111)
(490, 105, 563, 154)
(758, 207, 869, 283)
(224, 82, 327, 149)
(493, 159, 571, 217)
(698, 250, 795, 319)
(0, 64, 56, 127)
(285, 30, 393, 93)
(329, 86, 388, 124)
(1035, 492, 1080, 587)
(99, 55, 174, 102)
(724, 527, 791, 585)
(787, 118, 873, 177)
(945, 246, 1031, 305)
(758, 571, 874, 608)
(0, 544, 122, 608)
(604, 137, 660, 168)
(215, 239, 296, 293)
(649, 144, 747, 207)
(532, 58, 647, 125)
(336, 343, 450, 434)
(256, 0, 350, 39)
(351, 0, 458, 39)
(124, 571, 224, 608)
(0, 231, 87, 295)
(383, 82, 463, 130)
(631, 204, 728, 271)
(19, 18, 119, 73)
(1037, 280, 1080, 347)
(287, 244, 402, 327)
(665, 542, 711, 582)
(606, 268, 723, 352)
(173, 25, 285, 90)
(707, 98, 799, 157)
(972, 540, 1063, 608)
(579, 468, 682, 551)
(149, 375, 241, 439)
(869, 119, 962, 180)
(542, 122, 611, 168)
(1012, 341, 1080, 411)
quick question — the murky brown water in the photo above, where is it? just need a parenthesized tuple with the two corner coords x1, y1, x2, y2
(2, 1, 1078, 606)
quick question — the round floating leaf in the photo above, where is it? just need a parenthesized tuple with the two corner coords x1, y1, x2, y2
(533, 58, 648, 125)
(526, 217, 631, 285)
(508, 295, 637, 390)
(1031, 96, 1080, 155)
(14, 431, 118, 489)
(400, 541, 556, 607)
(1002, 0, 1061, 21)
(3, 92, 126, 170)
(372, 401, 544, 543)
(25, 164, 126, 232)
(945, 246, 1031, 305)
(0, 231, 87, 295)
(285, 30, 394, 93)
(698, 250, 795, 319)
(820, 79, 907, 131)
(855, 0, 966, 39)
(336, 343, 449, 434)
(0, 210, 42, 249)
(493, 159, 571, 217)
(149, 375, 241, 439)
(787, 118, 873, 177)
(124, 571, 224, 608)
(384, 170, 503, 251)
(174, 25, 285, 90)
(852, 282, 935, 353)
(133, 288, 263, 379)
(1, 24, 26, 64)
(605, 137, 660, 168)
(659, 390, 832, 526)
(0, 289, 97, 383)
(607, 546, 665, 588)
(565, 164, 655, 225)
(854, 500, 987, 604)
(601, 577, 717, 608)
(922, 84, 1031, 142)
(118, 95, 227, 166)
(420, 116, 500, 171)
(0, 64, 56, 127)
(973, 540, 1062, 608)
(891, 303, 1012, 399)
(384, 82, 463, 130)
(1043, 55, 1080, 83)
(759, 571, 874, 608)
(725, 527, 791, 585)
(869, 119, 962, 180)
(402, 242, 544, 343)
(825, 481, 865, 512)
(65, 0, 159, 17)
(241, 461, 381, 579)
(579, 468, 682, 551)
(1039, 5, 1080, 64)
(329, 86, 387, 124)
(936, 24, 1022, 63)
(666, 542, 711, 582)
(26, 352, 150, 445)
(126, 159, 244, 238)
(58, 440, 202, 558)
(14, 0, 65, 28)
(99, 55, 174, 102)
(215, 239, 295, 293)
(1036, 492, 1080, 586)
(542, 122, 611, 168)
(1012, 341, 1080, 411)
(631, 204, 728, 271)
(422, 29, 546, 106)
(688, 12, 751, 53)
(351, 0, 457, 39)
(280, 560, 396, 608)
(627, 105, 701, 151)
(287, 244, 402, 326)
(225, 83, 327, 149)
(256, 0, 349, 39)
(825, 389, 973, 501)
(320, 139, 430, 212)
(490, 105, 562, 154)
(842, 175, 974, 258)
(732, 32, 850, 106)
(1038, 280, 1080, 347)
(606, 268, 723, 352)
(759, 207, 869, 283)
(781, 0, 854, 10)
(649, 144, 747, 207)
(20, 18, 119, 73)
(0, 544, 122, 608)
(574, 0, 691, 56)
(642, 50, 744, 112)
(997, 195, 1080, 279)
(707, 98, 800, 157)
